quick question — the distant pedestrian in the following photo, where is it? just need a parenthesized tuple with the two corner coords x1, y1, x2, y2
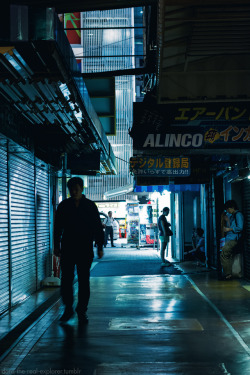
(54, 177, 104, 323)
(220, 200, 244, 280)
(103, 211, 116, 247)
(157, 207, 173, 267)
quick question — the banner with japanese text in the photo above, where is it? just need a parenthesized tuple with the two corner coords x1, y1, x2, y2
(130, 102, 250, 150)
(130, 156, 191, 177)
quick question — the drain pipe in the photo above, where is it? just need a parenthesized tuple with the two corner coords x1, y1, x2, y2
(61, 152, 68, 201)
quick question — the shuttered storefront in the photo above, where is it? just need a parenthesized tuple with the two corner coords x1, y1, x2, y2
(0, 143, 9, 314)
(36, 164, 50, 287)
(243, 178, 250, 279)
(0, 137, 51, 313)
(9, 153, 37, 305)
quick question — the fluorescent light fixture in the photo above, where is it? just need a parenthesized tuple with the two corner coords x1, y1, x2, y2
(59, 83, 83, 123)
(74, 109, 83, 123)
(59, 83, 71, 100)
(104, 183, 133, 199)
(5, 53, 23, 73)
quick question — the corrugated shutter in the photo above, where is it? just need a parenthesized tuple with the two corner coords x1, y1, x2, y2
(243, 179, 250, 279)
(0, 144, 9, 314)
(36, 165, 50, 287)
(10, 155, 36, 305)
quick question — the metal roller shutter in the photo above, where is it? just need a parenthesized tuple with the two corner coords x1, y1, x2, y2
(0, 144, 9, 314)
(36, 164, 50, 287)
(9, 155, 36, 305)
(243, 179, 250, 279)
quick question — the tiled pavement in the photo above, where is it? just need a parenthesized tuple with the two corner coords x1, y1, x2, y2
(1, 243, 250, 374)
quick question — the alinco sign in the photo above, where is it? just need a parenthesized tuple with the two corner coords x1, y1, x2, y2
(143, 133, 203, 148)
(130, 102, 250, 150)
(133, 126, 250, 149)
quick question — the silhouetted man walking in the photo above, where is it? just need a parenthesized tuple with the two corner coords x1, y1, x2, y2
(54, 177, 104, 323)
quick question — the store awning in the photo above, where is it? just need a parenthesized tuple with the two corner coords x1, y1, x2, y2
(134, 184, 200, 193)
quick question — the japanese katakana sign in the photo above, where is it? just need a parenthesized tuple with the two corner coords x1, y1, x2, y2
(130, 156, 191, 177)
(173, 106, 249, 122)
(130, 102, 250, 150)
(140, 126, 250, 149)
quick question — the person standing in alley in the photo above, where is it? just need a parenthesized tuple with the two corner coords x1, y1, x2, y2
(54, 177, 104, 323)
(220, 200, 244, 280)
(158, 207, 173, 267)
(103, 211, 116, 247)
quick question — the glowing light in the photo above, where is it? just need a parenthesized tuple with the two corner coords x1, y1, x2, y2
(151, 191, 161, 200)
(166, 299, 177, 313)
(103, 29, 122, 44)
(59, 83, 82, 123)
(151, 300, 163, 310)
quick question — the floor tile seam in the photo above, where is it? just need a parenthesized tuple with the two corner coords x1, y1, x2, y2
(184, 283, 250, 305)
(0, 292, 58, 336)
(184, 274, 250, 357)
(0, 289, 61, 361)
(0, 290, 57, 326)
(94, 362, 230, 374)
(0, 298, 61, 370)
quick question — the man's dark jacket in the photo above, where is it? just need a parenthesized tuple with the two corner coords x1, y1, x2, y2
(54, 195, 104, 259)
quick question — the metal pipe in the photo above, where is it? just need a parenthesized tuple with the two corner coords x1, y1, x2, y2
(82, 67, 154, 78)
(7, 140, 13, 309)
(62, 153, 67, 201)
(77, 54, 146, 58)
(34, 156, 38, 291)
(65, 26, 146, 30)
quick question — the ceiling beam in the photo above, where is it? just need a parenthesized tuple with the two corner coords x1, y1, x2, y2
(162, 0, 250, 4)
(11, 0, 156, 13)
(82, 67, 155, 78)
